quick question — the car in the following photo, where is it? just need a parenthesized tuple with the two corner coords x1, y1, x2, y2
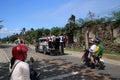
(38, 36, 63, 55)
(38, 37, 49, 54)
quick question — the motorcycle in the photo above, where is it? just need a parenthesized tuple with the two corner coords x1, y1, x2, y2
(93, 56, 105, 70)
(28, 57, 41, 80)
(80, 50, 105, 70)
(80, 50, 91, 67)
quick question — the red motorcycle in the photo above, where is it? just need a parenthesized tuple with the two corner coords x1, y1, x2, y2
(80, 50, 105, 70)
(92, 55, 105, 70)
(80, 50, 91, 67)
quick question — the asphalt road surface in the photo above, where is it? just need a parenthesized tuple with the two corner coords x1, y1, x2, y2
(0, 44, 120, 80)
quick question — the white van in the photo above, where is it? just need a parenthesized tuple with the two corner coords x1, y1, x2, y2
(38, 36, 63, 55)
(38, 37, 49, 54)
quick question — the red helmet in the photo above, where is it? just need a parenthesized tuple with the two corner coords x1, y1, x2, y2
(12, 44, 28, 60)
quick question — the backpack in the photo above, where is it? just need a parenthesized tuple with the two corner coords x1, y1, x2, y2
(29, 57, 39, 80)
(94, 46, 99, 53)
(30, 68, 39, 80)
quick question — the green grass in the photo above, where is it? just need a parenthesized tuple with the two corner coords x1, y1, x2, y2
(104, 49, 120, 55)
(65, 47, 120, 61)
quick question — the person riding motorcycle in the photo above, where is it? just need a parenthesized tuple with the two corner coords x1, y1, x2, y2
(94, 38, 104, 62)
(9, 44, 30, 80)
(90, 38, 104, 68)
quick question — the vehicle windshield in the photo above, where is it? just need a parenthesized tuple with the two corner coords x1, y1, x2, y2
(39, 37, 47, 42)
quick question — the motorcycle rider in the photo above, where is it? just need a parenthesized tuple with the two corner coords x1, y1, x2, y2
(87, 39, 98, 67)
(9, 44, 30, 80)
(94, 38, 104, 62)
(88, 39, 98, 59)
(90, 38, 104, 68)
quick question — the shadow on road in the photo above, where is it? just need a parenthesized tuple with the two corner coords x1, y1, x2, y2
(0, 62, 9, 80)
(0, 60, 120, 80)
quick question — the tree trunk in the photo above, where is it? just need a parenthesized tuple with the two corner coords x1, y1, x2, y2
(67, 34, 74, 44)
(85, 27, 89, 49)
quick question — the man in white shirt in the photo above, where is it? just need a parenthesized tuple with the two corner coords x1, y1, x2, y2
(59, 34, 64, 54)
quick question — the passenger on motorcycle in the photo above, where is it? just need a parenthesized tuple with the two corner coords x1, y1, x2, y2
(94, 38, 104, 62)
(88, 39, 99, 65)
(90, 38, 104, 68)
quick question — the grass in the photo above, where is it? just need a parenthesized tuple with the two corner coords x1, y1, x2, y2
(65, 47, 120, 61)
(103, 49, 120, 60)
(104, 54, 120, 61)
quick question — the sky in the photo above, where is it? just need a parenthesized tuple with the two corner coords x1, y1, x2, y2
(0, 0, 120, 38)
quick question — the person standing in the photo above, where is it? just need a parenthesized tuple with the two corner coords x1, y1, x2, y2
(9, 44, 30, 80)
(59, 34, 64, 55)
(48, 33, 52, 48)
(35, 39, 39, 53)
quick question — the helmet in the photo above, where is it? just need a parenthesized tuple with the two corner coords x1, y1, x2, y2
(12, 44, 28, 60)
(94, 38, 101, 44)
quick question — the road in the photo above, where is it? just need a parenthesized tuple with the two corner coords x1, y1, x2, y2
(0, 44, 120, 80)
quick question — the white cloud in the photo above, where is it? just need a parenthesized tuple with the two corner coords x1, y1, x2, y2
(0, 28, 21, 38)
(0, 28, 20, 34)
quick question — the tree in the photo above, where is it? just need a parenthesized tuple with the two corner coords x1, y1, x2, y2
(75, 18, 85, 45)
(76, 18, 85, 27)
(51, 27, 61, 36)
(112, 11, 120, 28)
(9, 34, 18, 42)
(64, 15, 79, 44)
(24, 30, 37, 44)
(65, 22, 78, 44)
(84, 20, 95, 49)
(22, 27, 26, 35)
(19, 27, 26, 43)
(111, 11, 120, 41)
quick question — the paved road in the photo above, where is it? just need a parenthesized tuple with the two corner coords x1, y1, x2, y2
(0, 44, 120, 80)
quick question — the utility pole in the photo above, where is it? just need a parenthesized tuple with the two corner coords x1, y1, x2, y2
(85, 27, 89, 49)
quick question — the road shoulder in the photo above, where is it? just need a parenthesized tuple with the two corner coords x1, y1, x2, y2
(64, 50, 120, 66)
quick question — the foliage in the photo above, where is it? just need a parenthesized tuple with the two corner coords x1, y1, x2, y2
(1, 37, 9, 43)
(76, 18, 85, 27)
(65, 23, 79, 35)
(1, 11, 120, 52)
(95, 17, 105, 24)
(84, 20, 94, 27)
(112, 11, 120, 21)
(104, 16, 113, 22)
(50, 27, 61, 36)
(9, 34, 18, 42)
(111, 11, 120, 28)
